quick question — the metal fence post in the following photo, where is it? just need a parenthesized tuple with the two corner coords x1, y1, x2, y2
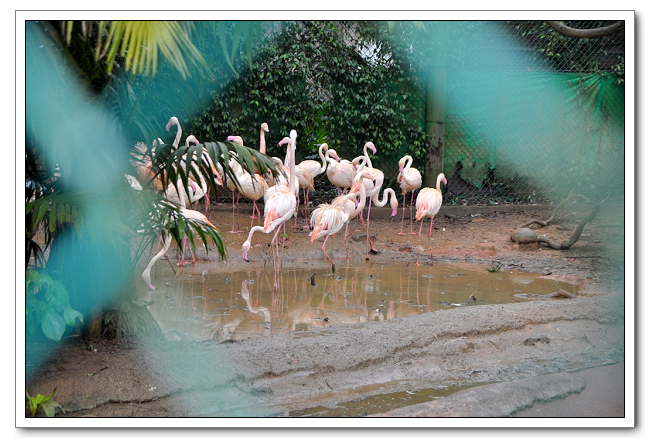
(424, 22, 449, 187)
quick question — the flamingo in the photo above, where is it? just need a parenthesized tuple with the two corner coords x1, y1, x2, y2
(242, 130, 298, 291)
(231, 157, 269, 232)
(415, 172, 447, 266)
(325, 149, 357, 195)
(397, 155, 422, 235)
(163, 176, 206, 266)
(141, 208, 217, 290)
(353, 142, 396, 253)
(259, 122, 269, 155)
(269, 156, 300, 193)
(134, 116, 181, 192)
(165, 116, 183, 149)
(131, 139, 166, 191)
(225, 130, 273, 231)
(310, 170, 374, 269)
(353, 142, 384, 210)
(224, 135, 247, 233)
(182, 135, 214, 216)
(280, 137, 315, 228)
(296, 143, 329, 224)
(133, 132, 206, 265)
(126, 164, 213, 288)
(298, 143, 328, 179)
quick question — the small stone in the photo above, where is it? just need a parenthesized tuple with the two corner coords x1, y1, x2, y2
(511, 227, 539, 244)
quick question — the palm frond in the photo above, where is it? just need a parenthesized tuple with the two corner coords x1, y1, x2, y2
(150, 139, 283, 200)
(65, 21, 207, 79)
(129, 190, 227, 264)
(214, 21, 264, 76)
(25, 192, 87, 237)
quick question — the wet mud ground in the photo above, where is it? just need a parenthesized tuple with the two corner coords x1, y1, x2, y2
(24, 202, 627, 421)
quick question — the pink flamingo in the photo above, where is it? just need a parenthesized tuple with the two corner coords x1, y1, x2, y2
(183, 135, 213, 216)
(163, 176, 206, 266)
(415, 172, 447, 266)
(259, 122, 269, 154)
(353, 142, 383, 214)
(353, 142, 397, 253)
(325, 148, 357, 195)
(280, 137, 315, 228)
(224, 135, 249, 233)
(310, 171, 374, 270)
(242, 130, 298, 291)
(297, 143, 328, 180)
(232, 158, 269, 233)
(296, 143, 329, 223)
(165, 116, 183, 149)
(141, 208, 217, 290)
(397, 155, 422, 235)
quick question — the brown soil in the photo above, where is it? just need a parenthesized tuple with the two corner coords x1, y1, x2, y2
(24, 201, 626, 421)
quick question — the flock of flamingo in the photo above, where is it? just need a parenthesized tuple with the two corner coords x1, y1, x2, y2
(129, 117, 447, 291)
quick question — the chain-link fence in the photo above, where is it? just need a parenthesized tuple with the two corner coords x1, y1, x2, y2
(210, 21, 624, 208)
(439, 21, 624, 206)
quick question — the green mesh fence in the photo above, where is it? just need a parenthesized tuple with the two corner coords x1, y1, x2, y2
(439, 20, 624, 205)
(207, 20, 624, 207)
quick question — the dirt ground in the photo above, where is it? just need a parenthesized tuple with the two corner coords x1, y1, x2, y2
(23, 200, 627, 422)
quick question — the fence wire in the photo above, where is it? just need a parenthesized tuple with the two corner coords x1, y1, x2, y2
(435, 20, 624, 206)
(211, 21, 624, 209)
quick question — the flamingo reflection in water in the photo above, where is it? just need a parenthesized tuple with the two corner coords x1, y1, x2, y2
(240, 280, 272, 338)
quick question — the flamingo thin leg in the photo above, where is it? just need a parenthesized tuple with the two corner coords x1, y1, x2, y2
(409, 192, 417, 234)
(398, 193, 407, 235)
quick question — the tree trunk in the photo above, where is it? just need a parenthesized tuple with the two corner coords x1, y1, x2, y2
(424, 23, 449, 187)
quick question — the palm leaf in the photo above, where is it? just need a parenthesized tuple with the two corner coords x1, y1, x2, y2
(152, 139, 282, 201)
(26, 192, 86, 237)
(81, 21, 207, 79)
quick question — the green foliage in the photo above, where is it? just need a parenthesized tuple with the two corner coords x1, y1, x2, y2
(510, 20, 624, 81)
(62, 21, 207, 79)
(486, 263, 502, 273)
(26, 388, 65, 417)
(26, 270, 84, 343)
(194, 21, 429, 176)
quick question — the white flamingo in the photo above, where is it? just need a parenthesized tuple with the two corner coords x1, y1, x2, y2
(242, 130, 298, 291)
(141, 208, 217, 290)
(397, 155, 422, 235)
(325, 148, 357, 195)
(309, 170, 374, 268)
(165, 116, 183, 149)
(415, 172, 447, 266)
(280, 137, 315, 228)
(296, 142, 329, 223)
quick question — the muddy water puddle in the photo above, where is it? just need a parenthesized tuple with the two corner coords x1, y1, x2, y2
(288, 382, 490, 417)
(139, 261, 580, 343)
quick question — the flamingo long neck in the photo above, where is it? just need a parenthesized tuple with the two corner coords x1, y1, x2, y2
(436, 173, 445, 192)
(353, 177, 368, 217)
(404, 155, 413, 171)
(288, 134, 297, 197)
(362, 142, 374, 170)
(172, 122, 182, 149)
(354, 157, 367, 173)
(372, 187, 396, 207)
(260, 126, 267, 155)
(318, 144, 328, 174)
(325, 149, 338, 168)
